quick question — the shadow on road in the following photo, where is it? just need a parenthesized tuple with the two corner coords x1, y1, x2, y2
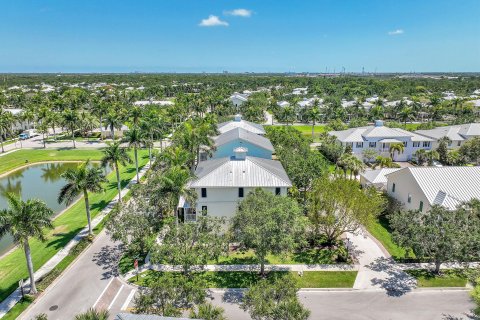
(368, 257, 417, 296)
(92, 243, 124, 280)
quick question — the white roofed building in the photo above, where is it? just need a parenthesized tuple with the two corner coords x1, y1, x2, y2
(415, 123, 480, 149)
(229, 93, 250, 108)
(360, 168, 401, 189)
(328, 120, 433, 162)
(218, 115, 266, 135)
(386, 166, 480, 212)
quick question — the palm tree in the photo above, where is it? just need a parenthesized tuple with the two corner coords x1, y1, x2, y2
(426, 150, 439, 166)
(373, 156, 394, 169)
(58, 160, 107, 235)
(74, 308, 109, 320)
(190, 303, 226, 320)
(124, 128, 143, 183)
(46, 111, 62, 141)
(0, 193, 54, 294)
(62, 109, 79, 148)
(399, 106, 415, 125)
(0, 108, 14, 153)
(389, 143, 405, 160)
(104, 110, 124, 140)
(101, 141, 132, 203)
(307, 101, 322, 138)
(414, 149, 428, 165)
(128, 105, 143, 127)
(156, 146, 191, 171)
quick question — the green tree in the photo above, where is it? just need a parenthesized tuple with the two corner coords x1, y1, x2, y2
(308, 178, 385, 245)
(362, 148, 378, 163)
(459, 137, 480, 165)
(389, 142, 405, 160)
(425, 149, 439, 166)
(62, 109, 79, 148)
(306, 101, 322, 138)
(37, 122, 49, 149)
(436, 136, 452, 165)
(231, 188, 306, 275)
(58, 160, 107, 235)
(414, 149, 428, 166)
(0, 193, 54, 294)
(242, 275, 310, 320)
(74, 308, 109, 320)
(124, 127, 144, 183)
(101, 141, 132, 203)
(0, 108, 14, 153)
(189, 303, 226, 320)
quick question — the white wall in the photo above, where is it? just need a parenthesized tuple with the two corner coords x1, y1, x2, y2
(343, 139, 432, 162)
(386, 172, 430, 212)
(193, 186, 288, 220)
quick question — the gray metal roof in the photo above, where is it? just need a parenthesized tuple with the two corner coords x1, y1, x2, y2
(190, 156, 292, 188)
(329, 126, 432, 143)
(218, 118, 266, 135)
(214, 128, 274, 152)
(416, 123, 480, 141)
(361, 168, 401, 185)
(386, 166, 480, 210)
(115, 313, 195, 320)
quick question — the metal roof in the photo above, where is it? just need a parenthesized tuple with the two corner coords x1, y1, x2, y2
(361, 168, 401, 185)
(415, 123, 480, 141)
(218, 117, 266, 135)
(386, 166, 480, 210)
(329, 125, 432, 143)
(214, 127, 274, 152)
(190, 156, 292, 188)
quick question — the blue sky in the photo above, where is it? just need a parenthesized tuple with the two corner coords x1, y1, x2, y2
(0, 0, 479, 73)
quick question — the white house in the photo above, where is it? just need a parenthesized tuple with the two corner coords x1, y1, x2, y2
(329, 120, 433, 162)
(229, 93, 249, 108)
(386, 166, 480, 212)
(360, 168, 401, 189)
(178, 148, 291, 222)
(218, 115, 266, 135)
(133, 100, 174, 107)
(4, 108, 32, 131)
(415, 123, 480, 149)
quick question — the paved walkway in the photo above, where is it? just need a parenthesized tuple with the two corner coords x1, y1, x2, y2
(348, 230, 417, 293)
(0, 161, 152, 319)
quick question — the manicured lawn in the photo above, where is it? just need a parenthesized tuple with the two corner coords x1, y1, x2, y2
(2, 295, 34, 320)
(0, 149, 104, 174)
(406, 269, 467, 287)
(366, 216, 413, 261)
(294, 125, 327, 142)
(130, 270, 358, 288)
(210, 248, 343, 265)
(0, 149, 149, 302)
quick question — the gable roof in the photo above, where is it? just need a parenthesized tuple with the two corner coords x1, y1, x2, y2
(190, 156, 291, 188)
(329, 126, 432, 143)
(361, 168, 401, 185)
(386, 166, 480, 210)
(218, 118, 266, 135)
(214, 128, 274, 152)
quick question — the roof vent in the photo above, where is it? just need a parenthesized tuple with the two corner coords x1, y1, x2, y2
(234, 114, 242, 122)
(233, 147, 248, 160)
(374, 120, 384, 127)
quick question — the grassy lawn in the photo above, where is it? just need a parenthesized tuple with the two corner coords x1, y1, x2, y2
(209, 248, 343, 265)
(294, 125, 327, 142)
(406, 269, 467, 287)
(2, 295, 34, 320)
(0, 149, 149, 302)
(366, 216, 413, 261)
(130, 270, 358, 288)
(0, 149, 105, 174)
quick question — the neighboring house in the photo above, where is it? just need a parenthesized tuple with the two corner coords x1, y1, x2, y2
(386, 166, 480, 212)
(415, 123, 480, 149)
(360, 168, 401, 189)
(98, 124, 129, 139)
(229, 93, 249, 107)
(178, 148, 291, 222)
(206, 127, 274, 160)
(218, 115, 266, 135)
(292, 87, 308, 95)
(4, 108, 32, 131)
(328, 120, 433, 162)
(277, 100, 290, 108)
(133, 100, 174, 107)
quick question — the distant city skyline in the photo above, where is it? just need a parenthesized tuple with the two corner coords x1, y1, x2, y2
(0, 0, 479, 73)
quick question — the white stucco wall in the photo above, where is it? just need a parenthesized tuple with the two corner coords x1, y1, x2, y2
(386, 172, 430, 212)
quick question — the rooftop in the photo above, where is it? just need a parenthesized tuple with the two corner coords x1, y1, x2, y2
(214, 127, 274, 152)
(415, 123, 480, 141)
(218, 115, 266, 135)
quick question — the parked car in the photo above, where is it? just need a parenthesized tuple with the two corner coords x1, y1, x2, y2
(19, 129, 38, 140)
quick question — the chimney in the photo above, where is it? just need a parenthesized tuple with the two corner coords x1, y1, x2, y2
(233, 147, 248, 160)
(234, 114, 242, 122)
(374, 120, 384, 127)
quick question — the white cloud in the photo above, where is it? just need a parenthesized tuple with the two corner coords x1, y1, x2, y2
(199, 15, 229, 27)
(388, 29, 404, 35)
(224, 9, 252, 17)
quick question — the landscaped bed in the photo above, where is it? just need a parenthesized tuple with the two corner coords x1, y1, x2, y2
(129, 270, 358, 288)
(0, 149, 149, 302)
(406, 269, 467, 287)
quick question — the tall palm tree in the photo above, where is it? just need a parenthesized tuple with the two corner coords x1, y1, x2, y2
(414, 149, 428, 166)
(389, 143, 405, 160)
(101, 141, 132, 203)
(128, 105, 143, 127)
(0, 108, 14, 153)
(62, 109, 79, 148)
(124, 128, 143, 183)
(46, 111, 62, 141)
(0, 193, 54, 294)
(74, 308, 109, 320)
(307, 101, 322, 138)
(156, 146, 191, 171)
(373, 156, 394, 169)
(104, 110, 124, 140)
(426, 150, 439, 166)
(58, 160, 107, 235)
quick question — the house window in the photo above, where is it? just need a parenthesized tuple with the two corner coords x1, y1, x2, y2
(356, 142, 363, 148)
(392, 183, 396, 193)
(457, 141, 461, 147)
(275, 187, 281, 196)
(201, 188, 207, 198)
(419, 201, 424, 212)
(422, 141, 431, 148)
(413, 142, 420, 148)
(239, 188, 244, 198)
(407, 194, 412, 203)
(369, 142, 376, 148)
(403, 141, 408, 147)
(201, 206, 207, 216)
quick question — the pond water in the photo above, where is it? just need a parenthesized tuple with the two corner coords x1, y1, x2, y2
(0, 162, 110, 256)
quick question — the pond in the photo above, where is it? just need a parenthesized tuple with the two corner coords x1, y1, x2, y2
(0, 162, 110, 256)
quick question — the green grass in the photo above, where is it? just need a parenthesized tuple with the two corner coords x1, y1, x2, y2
(0, 149, 149, 302)
(0, 149, 105, 174)
(366, 216, 413, 261)
(209, 248, 343, 265)
(294, 125, 327, 142)
(406, 269, 467, 287)
(1, 295, 35, 320)
(130, 270, 358, 288)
